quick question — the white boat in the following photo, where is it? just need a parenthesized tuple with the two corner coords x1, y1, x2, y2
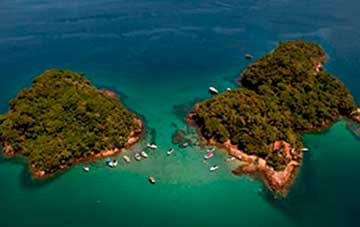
(140, 151, 148, 158)
(107, 159, 118, 168)
(210, 165, 219, 172)
(83, 165, 90, 172)
(207, 147, 215, 152)
(123, 155, 131, 163)
(167, 148, 174, 155)
(226, 88, 231, 91)
(301, 147, 309, 152)
(180, 142, 189, 148)
(245, 54, 253, 60)
(147, 143, 158, 149)
(225, 156, 236, 162)
(134, 153, 142, 161)
(209, 86, 219, 95)
(149, 176, 156, 184)
(204, 151, 214, 160)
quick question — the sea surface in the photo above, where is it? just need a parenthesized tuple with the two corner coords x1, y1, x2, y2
(1, 0, 360, 227)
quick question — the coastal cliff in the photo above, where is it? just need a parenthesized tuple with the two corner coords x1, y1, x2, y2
(0, 69, 143, 178)
(187, 41, 358, 195)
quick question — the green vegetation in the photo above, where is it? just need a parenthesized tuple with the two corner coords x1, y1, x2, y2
(192, 41, 357, 171)
(0, 69, 141, 175)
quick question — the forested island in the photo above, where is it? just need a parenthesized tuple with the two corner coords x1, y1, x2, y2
(187, 41, 359, 194)
(0, 69, 142, 178)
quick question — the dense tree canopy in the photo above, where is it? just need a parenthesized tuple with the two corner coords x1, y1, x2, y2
(192, 41, 357, 170)
(0, 69, 141, 175)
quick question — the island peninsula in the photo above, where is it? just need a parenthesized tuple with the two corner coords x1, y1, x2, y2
(0, 69, 142, 178)
(187, 41, 359, 195)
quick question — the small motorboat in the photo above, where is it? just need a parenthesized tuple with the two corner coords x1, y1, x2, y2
(167, 148, 174, 155)
(210, 165, 219, 172)
(226, 88, 231, 91)
(301, 147, 309, 152)
(83, 165, 90, 172)
(134, 153, 142, 161)
(209, 86, 219, 95)
(207, 147, 215, 152)
(204, 151, 214, 160)
(123, 155, 131, 163)
(180, 142, 189, 148)
(149, 176, 156, 184)
(244, 54, 253, 60)
(140, 151, 148, 158)
(107, 159, 118, 168)
(147, 143, 158, 149)
(225, 156, 236, 162)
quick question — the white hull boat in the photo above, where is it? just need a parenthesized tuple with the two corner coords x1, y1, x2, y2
(210, 165, 219, 172)
(167, 148, 174, 155)
(123, 155, 131, 163)
(134, 153, 141, 161)
(204, 151, 214, 160)
(149, 176, 156, 184)
(147, 143, 158, 149)
(209, 86, 219, 95)
(207, 147, 215, 152)
(83, 165, 90, 172)
(107, 160, 118, 168)
(225, 156, 236, 162)
(140, 151, 148, 158)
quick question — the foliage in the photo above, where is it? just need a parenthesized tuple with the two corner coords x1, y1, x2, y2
(0, 69, 140, 174)
(192, 41, 357, 170)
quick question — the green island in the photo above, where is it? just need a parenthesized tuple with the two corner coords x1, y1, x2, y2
(188, 41, 359, 194)
(0, 69, 142, 177)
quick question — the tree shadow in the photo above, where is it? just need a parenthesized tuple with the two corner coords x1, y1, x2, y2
(145, 127, 156, 144)
(258, 153, 317, 225)
(172, 97, 203, 122)
(0, 153, 58, 190)
(18, 166, 60, 190)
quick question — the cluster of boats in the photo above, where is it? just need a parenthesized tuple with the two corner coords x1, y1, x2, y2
(203, 147, 240, 172)
(208, 86, 233, 96)
(82, 158, 118, 172)
(204, 147, 219, 172)
(82, 143, 243, 180)
(134, 151, 149, 161)
(81, 143, 163, 184)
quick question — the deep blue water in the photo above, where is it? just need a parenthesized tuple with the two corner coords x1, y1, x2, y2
(0, 1, 360, 227)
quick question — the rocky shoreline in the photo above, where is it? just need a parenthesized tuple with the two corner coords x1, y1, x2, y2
(187, 111, 360, 196)
(186, 113, 301, 195)
(224, 141, 300, 196)
(184, 47, 360, 196)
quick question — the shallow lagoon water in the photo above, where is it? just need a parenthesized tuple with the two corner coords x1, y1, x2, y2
(0, 1, 360, 227)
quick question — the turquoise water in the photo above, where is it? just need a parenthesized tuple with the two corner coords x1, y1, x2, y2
(1, 0, 360, 226)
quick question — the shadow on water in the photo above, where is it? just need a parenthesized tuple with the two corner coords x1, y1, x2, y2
(170, 122, 178, 128)
(172, 97, 203, 122)
(0, 152, 27, 166)
(0, 153, 57, 190)
(259, 152, 318, 226)
(223, 74, 242, 86)
(149, 127, 156, 143)
(18, 166, 59, 190)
